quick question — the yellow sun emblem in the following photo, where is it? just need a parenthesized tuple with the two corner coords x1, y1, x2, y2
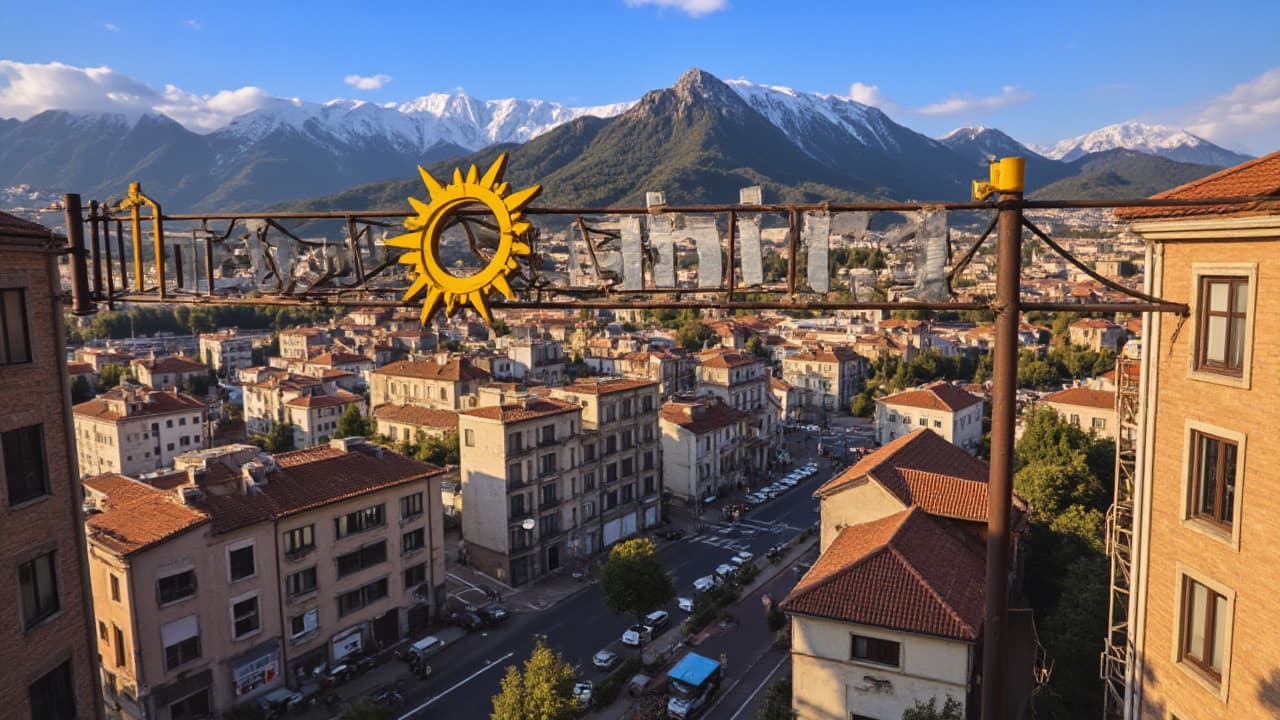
(385, 152, 541, 326)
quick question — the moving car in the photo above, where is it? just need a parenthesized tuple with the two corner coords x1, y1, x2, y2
(478, 605, 509, 625)
(644, 610, 670, 630)
(622, 624, 653, 646)
(593, 649, 619, 670)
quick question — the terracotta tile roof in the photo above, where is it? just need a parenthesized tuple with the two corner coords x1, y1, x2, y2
(136, 355, 207, 374)
(372, 404, 459, 429)
(284, 390, 360, 409)
(781, 507, 985, 641)
(1043, 387, 1116, 411)
(659, 399, 751, 434)
(786, 345, 861, 364)
(66, 362, 95, 376)
(461, 398, 580, 424)
(0, 210, 54, 240)
(280, 327, 328, 337)
(769, 377, 794, 391)
(879, 381, 982, 413)
(560, 378, 659, 395)
(697, 349, 757, 369)
(373, 358, 490, 382)
(84, 473, 209, 556)
(73, 387, 208, 422)
(309, 352, 369, 366)
(1069, 318, 1118, 330)
(1116, 150, 1280, 220)
(199, 444, 444, 534)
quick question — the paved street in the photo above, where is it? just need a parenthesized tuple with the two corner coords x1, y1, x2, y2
(310, 427, 870, 720)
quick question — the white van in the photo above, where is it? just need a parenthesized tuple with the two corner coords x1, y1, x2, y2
(406, 635, 443, 662)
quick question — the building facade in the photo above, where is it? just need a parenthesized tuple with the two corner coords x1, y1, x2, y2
(369, 356, 491, 412)
(198, 331, 253, 375)
(1040, 386, 1117, 440)
(73, 385, 211, 478)
(0, 212, 103, 720)
(659, 397, 752, 505)
(875, 382, 984, 454)
(781, 345, 866, 415)
(132, 356, 209, 391)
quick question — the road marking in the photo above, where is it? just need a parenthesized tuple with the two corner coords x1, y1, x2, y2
(397, 651, 514, 719)
(447, 572, 479, 590)
(726, 654, 789, 720)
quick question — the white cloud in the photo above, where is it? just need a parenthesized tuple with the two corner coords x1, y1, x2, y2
(915, 86, 1032, 116)
(343, 73, 392, 90)
(848, 82, 897, 111)
(623, 0, 728, 18)
(185, 19, 201, 30)
(1185, 67, 1280, 149)
(103, 22, 119, 32)
(0, 60, 277, 133)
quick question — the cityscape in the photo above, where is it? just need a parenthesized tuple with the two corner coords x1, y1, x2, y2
(1, 4, 1279, 720)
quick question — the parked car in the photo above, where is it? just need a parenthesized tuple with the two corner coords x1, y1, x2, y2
(729, 554, 749, 567)
(735, 550, 754, 562)
(715, 563, 737, 579)
(405, 635, 444, 663)
(478, 605, 509, 625)
(593, 649, 619, 670)
(622, 624, 652, 646)
(693, 576, 716, 593)
(446, 610, 484, 630)
(656, 528, 686, 541)
(677, 597, 695, 612)
(644, 610, 670, 630)
(573, 681, 594, 707)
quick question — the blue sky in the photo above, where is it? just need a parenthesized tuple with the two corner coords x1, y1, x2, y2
(2, 0, 1278, 152)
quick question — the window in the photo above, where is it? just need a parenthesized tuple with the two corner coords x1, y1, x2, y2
(540, 424, 555, 445)
(539, 514, 559, 537)
(3, 424, 48, 506)
(621, 399, 632, 418)
(290, 609, 318, 639)
(1092, 417, 1107, 431)
(161, 616, 201, 670)
(98, 621, 108, 641)
(403, 528, 425, 554)
(337, 541, 388, 578)
(113, 625, 126, 667)
(1197, 276, 1249, 375)
(1189, 431, 1238, 527)
(157, 569, 197, 605)
(337, 578, 389, 617)
(404, 563, 426, 589)
(110, 574, 121, 602)
(606, 463, 618, 483)
(231, 595, 260, 639)
(29, 661, 75, 720)
(510, 494, 526, 516)
(284, 525, 315, 556)
(19, 552, 59, 629)
(400, 492, 424, 519)
(169, 689, 211, 720)
(464, 428, 475, 447)
(583, 471, 596, 491)
(583, 501, 596, 520)
(918, 417, 927, 427)
(622, 483, 634, 502)
(335, 504, 385, 539)
(850, 634, 900, 667)
(1180, 576, 1229, 679)
(540, 453, 557, 476)
(933, 419, 942, 429)
(0, 288, 32, 366)
(228, 543, 256, 582)
(507, 432, 522, 453)
(285, 567, 317, 598)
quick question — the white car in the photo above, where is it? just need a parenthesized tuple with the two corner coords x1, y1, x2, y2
(693, 576, 716, 593)
(573, 681, 594, 706)
(729, 554, 749, 567)
(622, 624, 652, 646)
(593, 650, 619, 670)
(736, 550, 754, 562)
(677, 597, 695, 612)
(715, 563, 737, 579)
(644, 610, 670, 630)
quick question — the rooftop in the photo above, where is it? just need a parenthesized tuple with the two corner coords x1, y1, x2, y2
(73, 386, 208, 422)
(697, 349, 758, 369)
(1115, 149, 1280, 220)
(0, 210, 54, 240)
(659, 398, 751, 434)
(373, 357, 490, 382)
(1042, 386, 1116, 411)
(878, 381, 983, 413)
(84, 473, 209, 556)
(461, 397, 580, 424)
(372, 404, 460, 429)
(560, 377, 659, 395)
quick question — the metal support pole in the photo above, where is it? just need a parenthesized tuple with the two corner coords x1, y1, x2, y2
(980, 161, 1025, 720)
(64, 193, 95, 315)
(102, 212, 114, 305)
(116, 219, 128, 291)
(205, 234, 215, 297)
(173, 244, 184, 290)
(88, 200, 103, 297)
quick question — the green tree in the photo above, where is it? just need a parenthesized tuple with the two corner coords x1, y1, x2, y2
(675, 316, 716, 352)
(336, 404, 371, 439)
(599, 537, 676, 622)
(745, 335, 770, 360)
(754, 679, 795, 720)
(416, 431, 460, 466)
(490, 639, 578, 720)
(901, 695, 963, 720)
(70, 375, 94, 403)
(851, 390, 876, 418)
(254, 422, 296, 453)
(97, 363, 126, 391)
(492, 320, 512, 337)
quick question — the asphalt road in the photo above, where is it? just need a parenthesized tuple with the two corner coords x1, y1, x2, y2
(391, 429, 871, 719)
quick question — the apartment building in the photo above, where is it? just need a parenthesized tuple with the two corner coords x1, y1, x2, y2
(278, 328, 329, 360)
(242, 371, 364, 449)
(73, 385, 211, 477)
(1040, 386, 1116, 440)
(132, 356, 209, 391)
(782, 344, 866, 420)
(696, 349, 776, 473)
(1068, 317, 1127, 352)
(875, 381, 983, 454)
(369, 356, 491, 412)
(0, 212, 102, 720)
(615, 349, 695, 399)
(371, 405, 459, 445)
(82, 439, 446, 720)
(507, 339, 567, 385)
(660, 397, 752, 504)
(1117, 152, 1280, 718)
(198, 330, 254, 375)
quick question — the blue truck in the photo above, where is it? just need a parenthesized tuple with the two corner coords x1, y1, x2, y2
(666, 652, 722, 718)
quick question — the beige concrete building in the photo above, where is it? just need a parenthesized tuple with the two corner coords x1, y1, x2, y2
(369, 356, 491, 412)
(82, 439, 446, 720)
(697, 349, 776, 473)
(660, 397, 752, 505)
(0, 212, 102, 720)
(1040, 386, 1117, 440)
(875, 381, 983, 454)
(198, 330, 253, 375)
(1117, 152, 1280, 718)
(782, 344, 866, 416)
(506, 339, 567, 385)
(1068, 317, 1126, 352)
(372, 405, 459, 445)
(278, 328, 329, 360)
(242, 371, 364, 449)
(132, 355, 209, 391)
(73, 385, 211, 478)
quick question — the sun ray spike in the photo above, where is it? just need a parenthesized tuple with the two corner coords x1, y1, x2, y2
(469, 290, 494, 325)
(418, 287, 444, 325)
(465, 164, 479, 184)
(495, 182, 511, 196)
(401, 274, 430, 302)
(397, 252, 423, 267)
(480, 153, 509, 188)
(491, 274, 515, 300)
(452, 167, 465, 186)
(511, 241, 532, 256)
(503, 184, 543, 212)
(385, 231, 421, 249)
(408, 196, 431, 216)
(417, 166, 446, 200)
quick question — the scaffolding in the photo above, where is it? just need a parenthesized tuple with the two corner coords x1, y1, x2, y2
(1101, 355, 1140, 717)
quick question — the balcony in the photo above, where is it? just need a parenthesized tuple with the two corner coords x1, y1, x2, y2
(507, 476, 530, 491)
(537, 465, 559, 480)
(539, 496, 562, 510)
(507, 443, 534, 458)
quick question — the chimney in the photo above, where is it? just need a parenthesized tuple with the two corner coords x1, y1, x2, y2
(179, 486, 204, 505)
(240, 461, 266, 492)
(329, 436, 365, 453)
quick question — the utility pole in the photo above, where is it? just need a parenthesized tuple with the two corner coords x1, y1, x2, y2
(975, 157, 1025, 720)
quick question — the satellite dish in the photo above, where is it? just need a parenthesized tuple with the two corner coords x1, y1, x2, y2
(521, 518, 535, 531)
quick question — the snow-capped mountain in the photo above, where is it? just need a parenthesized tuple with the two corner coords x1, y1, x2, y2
(939, 126, 1044, 162)
(1035, 121, 1252, 167)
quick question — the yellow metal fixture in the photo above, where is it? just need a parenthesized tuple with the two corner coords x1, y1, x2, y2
(386, 153, 541, 326)
(117, 182, 166, 295)
(971, 156, 1027, 201)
